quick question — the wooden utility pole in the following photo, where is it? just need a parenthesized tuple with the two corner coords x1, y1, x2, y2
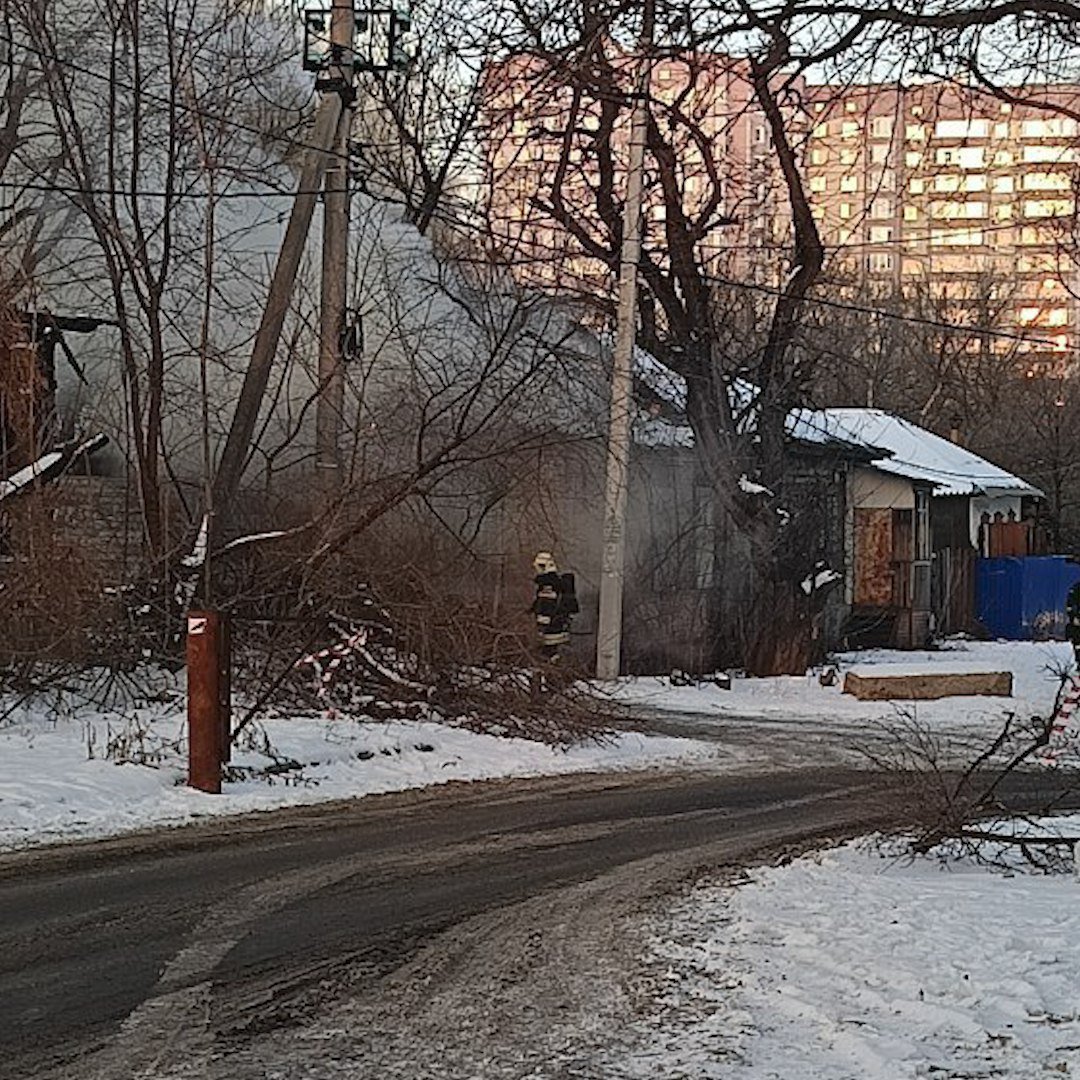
(316, 0, 356, 487)
(595, 2, 654, 681)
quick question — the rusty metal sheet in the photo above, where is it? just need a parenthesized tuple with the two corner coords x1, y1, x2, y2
(854, 508, 893, 607)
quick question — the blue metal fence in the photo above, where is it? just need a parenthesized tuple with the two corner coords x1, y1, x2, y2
(975, 555, 1080, 640)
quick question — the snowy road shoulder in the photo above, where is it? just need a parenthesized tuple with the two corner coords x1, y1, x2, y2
(608, 838, 1080, 1079)
(607, 639, 1074, 734)
(0, 704, 729, 852)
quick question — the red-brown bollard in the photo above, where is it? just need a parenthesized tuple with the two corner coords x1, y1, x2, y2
(187, 609, 222, 794)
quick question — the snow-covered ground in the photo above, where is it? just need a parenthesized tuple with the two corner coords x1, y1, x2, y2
(1, 639, 1074, 853)
(610, 638, 1073, 732)
(0, 686, 724, 852)
(612, 833, 1080, 1079)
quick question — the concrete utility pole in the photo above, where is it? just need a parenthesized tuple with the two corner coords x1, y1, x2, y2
(595, 1, 654, 681)
(315, 0, 356, 487)
(211, 94, 344, 521)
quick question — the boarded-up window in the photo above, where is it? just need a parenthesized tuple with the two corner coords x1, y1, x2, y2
(854, 508, 894, 606)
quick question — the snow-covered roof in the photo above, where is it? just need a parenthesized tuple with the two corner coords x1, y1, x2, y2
(789, 408, 1042, 498)
(632, 352, 1040, 499)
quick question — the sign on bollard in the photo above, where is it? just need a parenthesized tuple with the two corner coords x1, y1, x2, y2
(187, 609, 222, 794)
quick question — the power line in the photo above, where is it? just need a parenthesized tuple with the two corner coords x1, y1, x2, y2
(707, 271, 1075, 351)
(0, 29, 402, 165)
(0, 179, 341, 201)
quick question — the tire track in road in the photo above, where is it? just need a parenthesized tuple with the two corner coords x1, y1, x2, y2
(1, 769, 905, 1080)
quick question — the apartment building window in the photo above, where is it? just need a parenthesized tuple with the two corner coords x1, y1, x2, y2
(1048, 308, 1070, 326)
(813, 123, 828, 138)
(934, 173, 987, 193)
(906, 123, 927, 141)
(870, 225, 894, 242)
(1020, 118, 1078, 138)
(754, 125, 767, 144)
(840, 175, 858, 192)
(871, 144, 890, 164)
(1023, 145, 1075, 163)
(839, 147, 858, 165)
(930, 227, 984, 246)
(910, 177, 926, 193)
(845, 99, 858, 112)
(867, 252, 895, 272)
(903, 205, 919, 221)
(810, 176, 827, 193)
(992, 176, 1015, 194)
(1024, 198, 1074, 217)
(1019, 306, 1041, 323)
(1022, 172, 1072, 191)
(994, 122, 1010, 139)
(811, 147, 827, 165)
(870, 198, 893, 218)
(935, 146, 985, 169)
(930, 200, 987, 219)
(935, 118, 990, 138)
(839, 202, 853, 219)
(993, 150, 1014, 166)
(994, 204, 1014, 220)
(905, 150, 923, 168)
(878, 169, 896, 191)
(870, 116, 894, 138)
(842, 120, 861, 139)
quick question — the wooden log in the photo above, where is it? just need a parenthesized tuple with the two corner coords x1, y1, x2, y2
(843, 671, 1013, 701)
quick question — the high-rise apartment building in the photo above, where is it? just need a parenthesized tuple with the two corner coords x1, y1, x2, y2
(483, 54, 1080, 368)
(482, 51, 789, 288)
(804, 81, 1080, 365)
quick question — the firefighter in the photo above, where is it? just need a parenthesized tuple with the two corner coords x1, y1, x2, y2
(531, 551, 579, 661)
(1067, 578, 1080, 667)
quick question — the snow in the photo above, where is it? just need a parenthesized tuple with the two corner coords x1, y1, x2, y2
(800, 565, 841, 594)
(790, 408, 1042, 498)
(180, 513, 209, 569)
(737, 475, 773, 497)
(632, 351, 1036, 499)
(610, 838, 1080, 1078)
(0, 451, 63, 500)
(608, 639, 1073, 733)
(0, 686, 723, 851)
(3, 640, 1073, 852)
(220, 529, 289, 553)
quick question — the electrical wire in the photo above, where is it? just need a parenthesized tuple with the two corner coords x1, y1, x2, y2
(0, 28, 403, 165)
(0, 179, 338, 201)
(707, 270, 1076, 351)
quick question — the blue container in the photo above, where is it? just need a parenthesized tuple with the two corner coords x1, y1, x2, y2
(976, 555, 1080, 640)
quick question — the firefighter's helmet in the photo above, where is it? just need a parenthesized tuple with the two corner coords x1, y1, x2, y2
(533, 550, 557, 575)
